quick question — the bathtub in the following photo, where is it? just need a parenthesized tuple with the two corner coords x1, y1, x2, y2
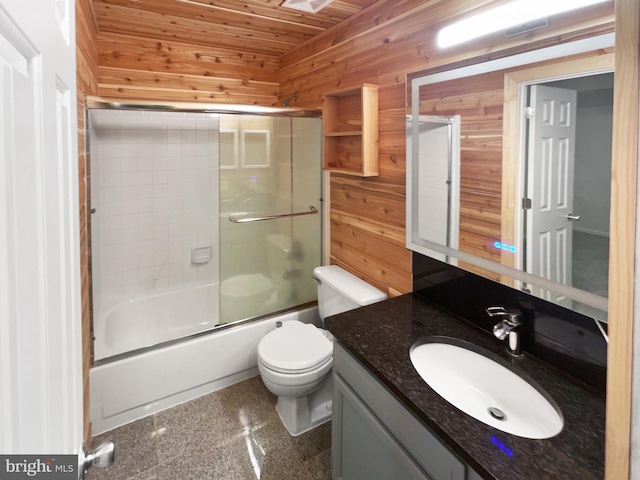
(90, 303, 320, 434)
(94, 283, 219, 361)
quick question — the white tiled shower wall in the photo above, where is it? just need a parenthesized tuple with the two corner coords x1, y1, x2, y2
(89, 110, 220, 311)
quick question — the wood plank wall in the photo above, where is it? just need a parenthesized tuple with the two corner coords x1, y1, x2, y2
(76, 0, 99, 444)
(75, 0, 633, 472)
(606, 1, 640, 477)
(279, 0, 614, 297)
(95, 33, 281, 105)
(79, 0, 613, 298)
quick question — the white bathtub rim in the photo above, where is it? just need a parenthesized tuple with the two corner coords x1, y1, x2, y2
(94, 300, 318, 366)
(96, 281, 217, 319)
(94, 282, 218, 360)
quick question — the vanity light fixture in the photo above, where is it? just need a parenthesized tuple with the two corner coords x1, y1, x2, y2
(437, 0, 610, 48)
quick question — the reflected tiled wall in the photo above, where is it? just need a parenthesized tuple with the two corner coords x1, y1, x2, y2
(90, 110, 220, 309)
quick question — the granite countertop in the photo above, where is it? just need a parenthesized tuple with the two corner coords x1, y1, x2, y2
(326, 293, 605, 480)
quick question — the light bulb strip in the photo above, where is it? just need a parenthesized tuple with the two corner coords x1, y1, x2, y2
(437, 0, 610, 48)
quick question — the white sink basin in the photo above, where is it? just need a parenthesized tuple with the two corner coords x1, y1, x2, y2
(410, 340, 563, 439)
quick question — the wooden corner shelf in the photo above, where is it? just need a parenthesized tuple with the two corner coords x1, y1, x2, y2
(322, 83, 379, 177)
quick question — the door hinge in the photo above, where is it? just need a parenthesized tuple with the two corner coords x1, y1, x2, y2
(522, 198, 532, 209)
(525, 107, 535, 119)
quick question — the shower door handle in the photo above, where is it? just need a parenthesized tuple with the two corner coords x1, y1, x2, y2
(228, 206, 318, 224)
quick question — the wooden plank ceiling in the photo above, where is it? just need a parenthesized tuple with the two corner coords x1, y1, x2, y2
(91, 0, 379, 56)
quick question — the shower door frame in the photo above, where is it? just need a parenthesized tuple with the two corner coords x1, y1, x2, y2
(85, 97, 322, 118)
(85, 96, 323, 364)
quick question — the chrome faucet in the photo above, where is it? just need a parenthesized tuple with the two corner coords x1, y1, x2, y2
(486, 306, 523, 357)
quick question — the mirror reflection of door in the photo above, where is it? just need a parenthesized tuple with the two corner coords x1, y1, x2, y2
(525, 85, 577, 306)
(414, 115, 461, 261)
(521, 73, 613, 316)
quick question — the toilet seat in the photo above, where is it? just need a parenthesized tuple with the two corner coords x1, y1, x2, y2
(258, 321, 333, 374)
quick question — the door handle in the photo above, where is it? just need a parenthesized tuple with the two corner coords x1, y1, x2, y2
(565, 213, 581, 221)
(80, 441, 115, 479)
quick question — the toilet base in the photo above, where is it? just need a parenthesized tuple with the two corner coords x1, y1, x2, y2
(275, 375, 333, 437)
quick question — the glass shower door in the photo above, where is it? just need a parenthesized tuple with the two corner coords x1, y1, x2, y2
(218, 115, 322, 324)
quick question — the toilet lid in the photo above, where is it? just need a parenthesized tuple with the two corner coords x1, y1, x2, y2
(258, 321, 333, 374)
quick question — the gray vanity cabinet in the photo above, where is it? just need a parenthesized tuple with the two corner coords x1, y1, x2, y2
(332, 342, 481, 480)
(333, 375, 429, 480)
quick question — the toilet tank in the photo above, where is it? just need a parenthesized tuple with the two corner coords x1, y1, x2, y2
(313, 265, 388, 321)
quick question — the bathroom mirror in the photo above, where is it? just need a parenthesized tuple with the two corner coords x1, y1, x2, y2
(407, 34, 614, 321)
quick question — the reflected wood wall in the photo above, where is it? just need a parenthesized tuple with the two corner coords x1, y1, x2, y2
(417, 72, 504, 281)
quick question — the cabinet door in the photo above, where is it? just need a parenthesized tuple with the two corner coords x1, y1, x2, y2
(332, 375, 432, 480)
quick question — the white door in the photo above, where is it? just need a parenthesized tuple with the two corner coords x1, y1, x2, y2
(526, 85, 577, 303)
(0, 0, 83, 462)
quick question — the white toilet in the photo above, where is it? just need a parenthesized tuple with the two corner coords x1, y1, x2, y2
(257, 265, 388, 436)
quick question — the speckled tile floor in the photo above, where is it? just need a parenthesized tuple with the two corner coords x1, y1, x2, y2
(86, 377, 332, 480)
